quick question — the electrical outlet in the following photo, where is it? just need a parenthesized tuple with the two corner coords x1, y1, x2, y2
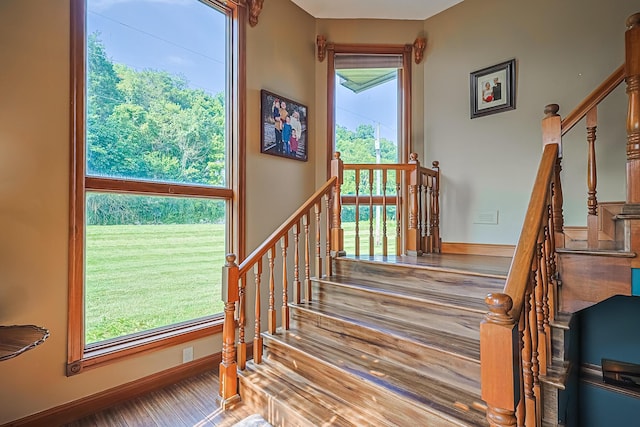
(182, 347, 194, 363)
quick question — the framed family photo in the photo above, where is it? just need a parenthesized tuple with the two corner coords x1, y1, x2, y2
(260, 89, 308, 162)
(470, 59, 516, 119)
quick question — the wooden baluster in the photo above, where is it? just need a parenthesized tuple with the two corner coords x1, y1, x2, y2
(425, 175, 433, 253)
(331, 152, 345, 257)
(220, 254, 239, 401)
(417, 174, 425, 252)
(523, 280, 536, 427)
(542, 207, 553, 354)
(281, 234, 289, 331)
(625, 13, 640, 208)
(303, 213, 311, 302)
(325, 194, 331, 276)
(382, 169, 388, 256)
(369, 169, 374, 255)
(586, 107, 599, 248)
(545, 201, 558, 326)
(237, 274, 246, 370)
(543, 104, 564, 247)
(293, 221, 301, 305)
(529, 270, 542, 427)
(315, 202, 323, 278)
(253, 260, 263, 364)
(395, 170, 402, 256)
(516, 307, 526, 427)
(407, 153, 421, 255)
(355, 170, 361, 256)
(432, 161, 441, 253)
(481, 293, 518, 427)
(268, 247, 276, 335)
(535, 227, 548, 376)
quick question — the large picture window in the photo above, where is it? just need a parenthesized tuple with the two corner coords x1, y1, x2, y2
(68, 0, 243, 374)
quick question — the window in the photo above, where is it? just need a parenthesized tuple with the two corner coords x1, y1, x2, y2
(68, 0, 244, 374)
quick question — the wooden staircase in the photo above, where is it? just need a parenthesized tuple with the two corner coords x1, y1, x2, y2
(237, 254, 568, 426)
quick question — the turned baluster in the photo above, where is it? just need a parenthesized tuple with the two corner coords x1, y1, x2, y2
(382, 169, 388, 256)
(331, 152, 345, 256)
(528, 274, 541, 427)
(268, 247, 276, 334)
(369, 169, 374, 255)
(426, 175, 433, 252)
(481, 293, 518, 427)
(237, 274, 247, 370)
(586, 107, 599, 248)
(303, 213, 311, 302)
(432, 161, 441, 253)
(220, 254, 239, 401)
(407, 153, 421, 255)
(542, 208, 553, 350)
(355, 170, 361, 256)
(315, 202, 323, 278)
(535, 227, 548, 376)
(281, 235, 289, 330)
(293, 221, 301, 304)
(253, 260, 263, 363)
(325, 194, 332, 276)
(516, 308, 526, 427)
(543, 104, 564, 247)
(545, 202, 557, 327)
(625, 13, 640, 207)
(521, 282, 536, 427)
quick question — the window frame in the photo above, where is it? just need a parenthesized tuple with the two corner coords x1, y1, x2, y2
(67, 0, 245, 375)
(326, 43, 413, 175)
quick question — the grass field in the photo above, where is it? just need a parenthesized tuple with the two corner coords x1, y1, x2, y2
(85, 219, 397, 344)
(85, 223, 226, 344)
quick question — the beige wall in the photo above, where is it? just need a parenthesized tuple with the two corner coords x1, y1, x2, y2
(313, 18, 426, 185)
(0, 0, 315, 423)
(422, 0, 637, 244)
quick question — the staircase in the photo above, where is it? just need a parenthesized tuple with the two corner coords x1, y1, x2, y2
(236, 254, 564, 426)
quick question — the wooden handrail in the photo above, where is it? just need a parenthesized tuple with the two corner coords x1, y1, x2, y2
(503, 143, 558, 321)
(237, 177, 337, 276)
(561, 64, 625, 136)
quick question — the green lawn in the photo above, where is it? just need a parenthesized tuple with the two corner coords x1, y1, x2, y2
(84, 219, 397, 344)
(85, 223, 226, 344)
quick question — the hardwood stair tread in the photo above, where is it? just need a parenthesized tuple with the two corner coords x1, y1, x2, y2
(556, 248, 636, 257)
(315, 275, 492, 313)
(340, 254, 511, 278)
(291, 301, 480, 361)
(239, 360, 370, 426)
(263, 328, 488, 426)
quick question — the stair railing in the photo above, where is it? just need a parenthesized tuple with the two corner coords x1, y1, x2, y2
(480, 109, 561, 426)
(339, 152, 441, 256)
(219, 152, 441, 404)
(558, 65, 625, 248)
(481, 14, 640, 426)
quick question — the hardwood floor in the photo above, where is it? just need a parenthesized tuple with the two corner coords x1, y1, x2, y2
(64, 370, 256, 427)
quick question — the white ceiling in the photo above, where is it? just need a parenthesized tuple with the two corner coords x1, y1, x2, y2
(289, 0, 463, 20)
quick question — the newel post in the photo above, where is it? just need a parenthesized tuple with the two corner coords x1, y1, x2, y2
(331, 152, 345, 256)
(406, 153, 422, 256)
(481, 293, 519, 427)
(624, 13, 640, 211)
(543, 104, 565, 248)
(219, 254, 239, 404)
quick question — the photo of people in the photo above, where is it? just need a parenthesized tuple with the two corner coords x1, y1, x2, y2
(261, 90, 308, 161)
(479, 71, 507, 108)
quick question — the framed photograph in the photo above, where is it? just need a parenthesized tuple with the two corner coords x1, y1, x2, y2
(260, 89, 308, 161)
(470, 59, 516, 119)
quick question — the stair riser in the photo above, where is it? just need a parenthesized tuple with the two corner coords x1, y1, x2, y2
(263, 336, 480, 427)
(312, 280, 484, 340)
(290, 306, 481, 394)
(334, 259, 505, 299)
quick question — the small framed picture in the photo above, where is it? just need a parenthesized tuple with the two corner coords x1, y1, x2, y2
(470, 59, 516, 119)
(260, 89, 308, 162)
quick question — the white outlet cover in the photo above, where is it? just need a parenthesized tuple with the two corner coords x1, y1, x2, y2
(473, 210, 499, 225)
(182, 347, 194, 363)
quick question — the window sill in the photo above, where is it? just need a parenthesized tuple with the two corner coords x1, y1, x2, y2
(66, 316, 223, 376)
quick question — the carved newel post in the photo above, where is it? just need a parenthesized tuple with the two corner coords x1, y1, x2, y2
(219, 254, 239, 405)
(542, 104, 565, 247)
(331, 152, 345, 256)
(481, 293, 519, 427)
(625, 13, 640, 211)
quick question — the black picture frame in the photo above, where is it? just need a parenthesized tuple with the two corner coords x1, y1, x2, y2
(470, 59, 516, 119)
(260, 89, 308, 161)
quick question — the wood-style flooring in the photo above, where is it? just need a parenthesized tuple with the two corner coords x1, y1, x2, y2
(65, 370, 256, 427)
